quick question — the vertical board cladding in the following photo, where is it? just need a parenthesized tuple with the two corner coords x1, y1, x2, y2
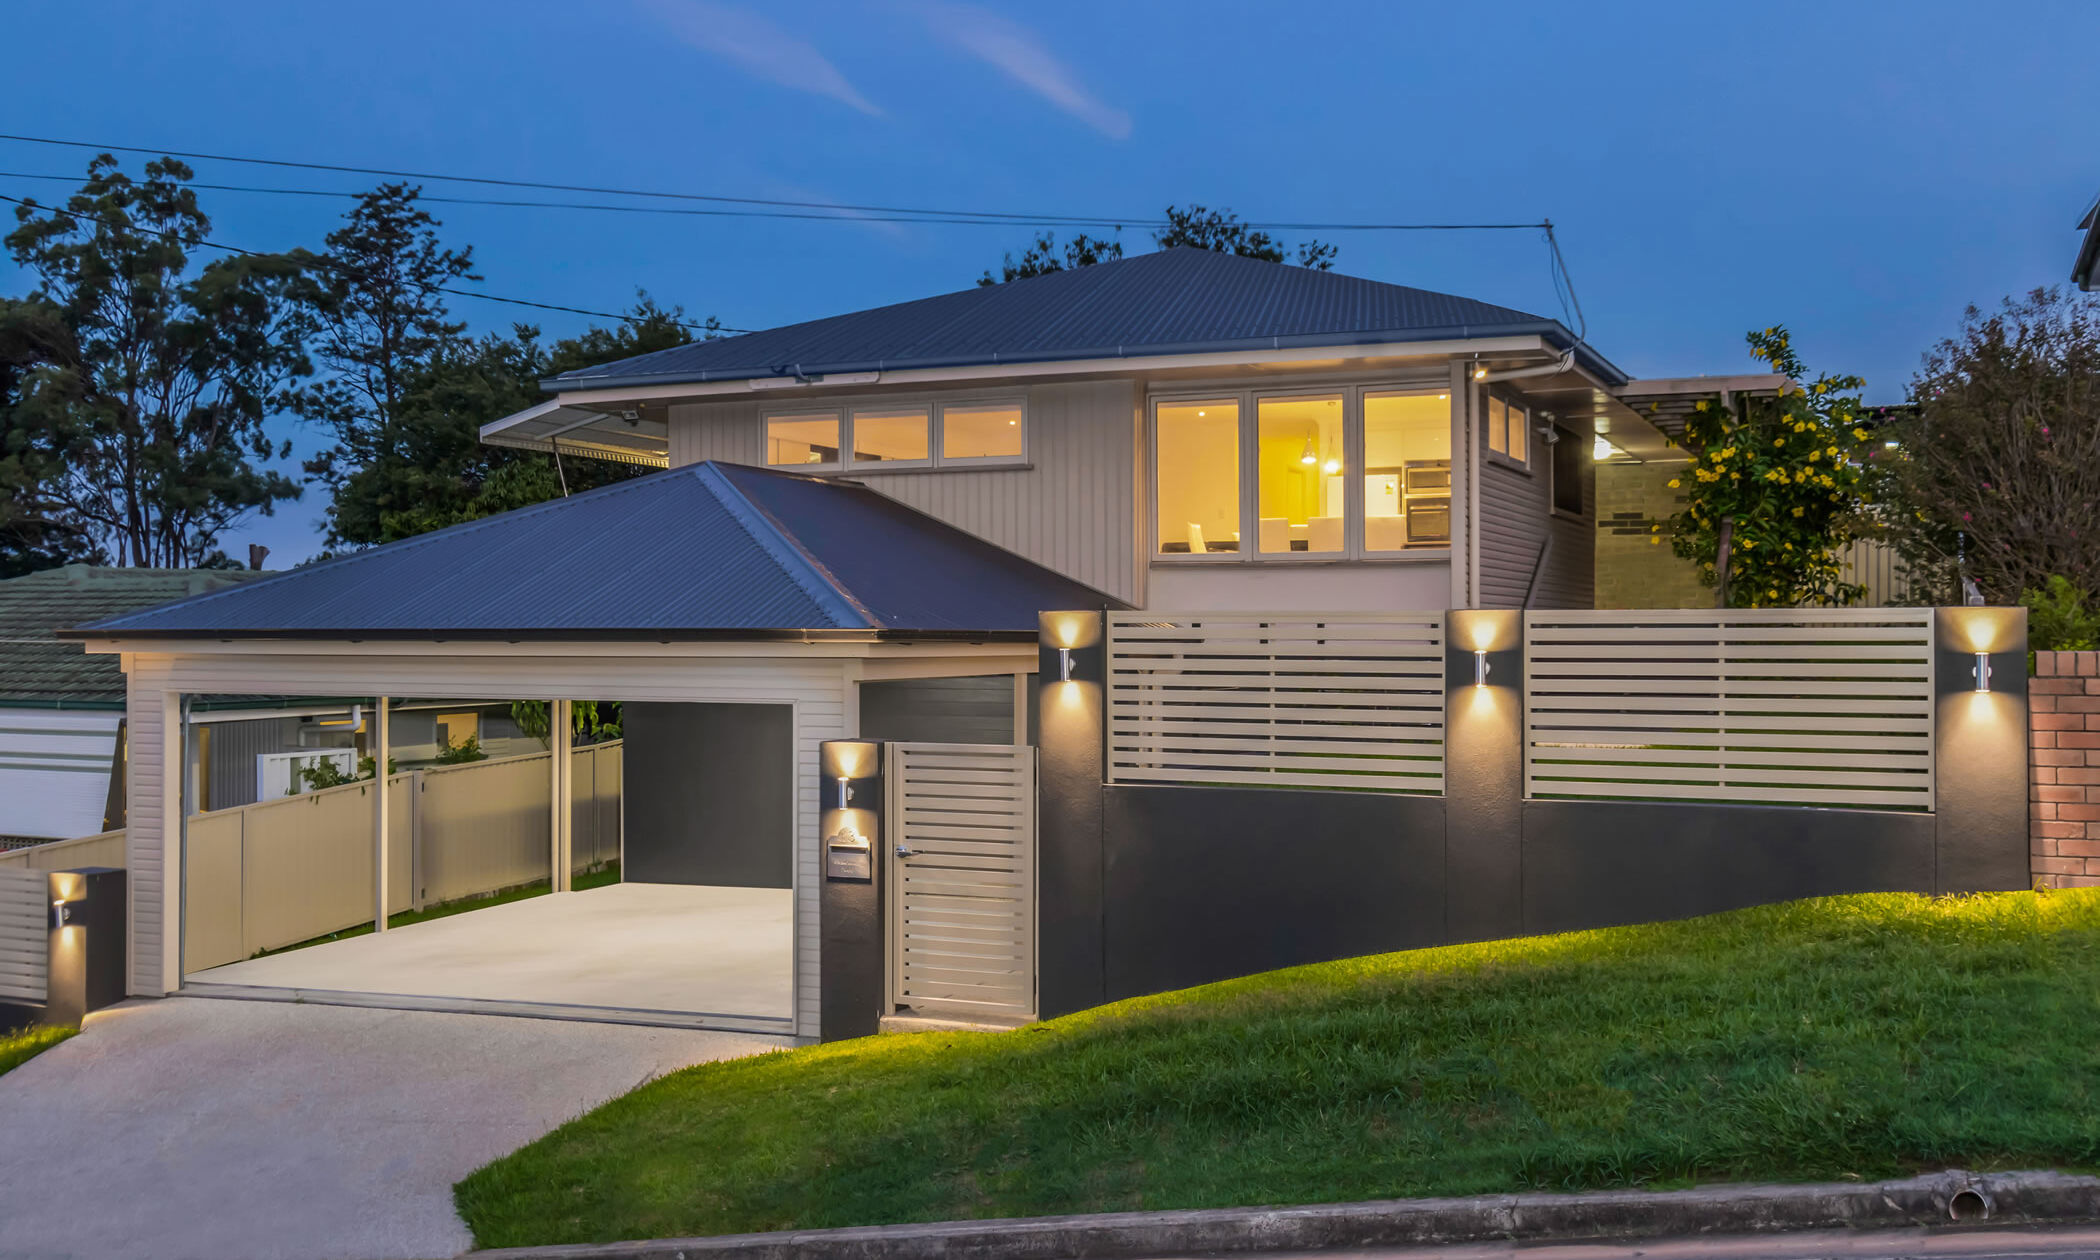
(1477, 448, 1593, 609)
(668, 381, 1140, 602)
(121, 648, 849, 1038)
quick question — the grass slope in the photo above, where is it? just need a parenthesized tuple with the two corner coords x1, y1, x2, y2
(0, 1025, 75, 1077)
(457, 890, 2100, 1249)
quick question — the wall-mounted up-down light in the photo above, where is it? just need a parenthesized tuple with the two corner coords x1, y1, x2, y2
(49, 870, 86, 930)
(1974, 651, 1992, 693)
(1058, 647, 1074, 683)
(1474, 648, 1491, 688)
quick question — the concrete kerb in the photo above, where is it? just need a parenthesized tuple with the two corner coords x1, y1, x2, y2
(471, 1169, 2100, 1260)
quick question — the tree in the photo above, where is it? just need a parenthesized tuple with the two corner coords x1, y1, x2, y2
(978, 230, 1124, 285)
(979, 204, 1337, 284)
(327, 295, 709, 546)
(1876, 288, 2100, 604)
(1, 156, 305, 568)
(1667, 327, 1874, 607)
(292, 183, 477, 546)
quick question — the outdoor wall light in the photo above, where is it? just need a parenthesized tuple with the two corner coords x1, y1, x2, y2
(1058, 647, 1074, 683)
(1473, 364, 1488, 381)
(50, 898, 71, 930)
(1975, 651, 1993, 693)
(1474, 648, 1491, 688)
(836, 773, 852, 810)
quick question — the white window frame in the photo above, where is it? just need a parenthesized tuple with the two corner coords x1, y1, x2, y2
(1486, 393, 1532, 471)
(1149, 382, 1455, 564)
(761, 395, 1029, 475)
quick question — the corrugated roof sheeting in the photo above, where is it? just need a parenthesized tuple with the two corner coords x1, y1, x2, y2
(73, 463, 1122, 640)
(552, 247, 1587, 389)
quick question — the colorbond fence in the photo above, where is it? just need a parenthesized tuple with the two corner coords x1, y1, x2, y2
(1105, 612, 1447, 795)
(1523, 609, 1937, 811)
(183, 742, 621, 972)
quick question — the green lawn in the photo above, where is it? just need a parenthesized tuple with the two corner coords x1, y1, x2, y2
(0, 1024, 75, 1077)
(455, 889, 2100, 1249)
(257, 863, 622, 957)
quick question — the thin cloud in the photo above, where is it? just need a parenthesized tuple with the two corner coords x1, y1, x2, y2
(915, 2, 1131, 140)
(641, 0, 882, 116)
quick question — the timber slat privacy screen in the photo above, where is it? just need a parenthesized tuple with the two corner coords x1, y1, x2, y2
(1106, 611, 1447, 794)
(0, 868, 47, 1004)
(1523, 608, 1936, 811)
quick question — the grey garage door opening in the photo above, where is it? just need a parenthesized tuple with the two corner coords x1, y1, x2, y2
(179, 698, 798, 1032)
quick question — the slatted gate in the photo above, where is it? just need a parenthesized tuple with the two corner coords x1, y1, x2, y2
(0, 869, 48, 1006)
(887, 742, 1037, 1021)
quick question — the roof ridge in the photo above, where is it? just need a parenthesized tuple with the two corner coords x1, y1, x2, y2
(693, 464, 873, 629)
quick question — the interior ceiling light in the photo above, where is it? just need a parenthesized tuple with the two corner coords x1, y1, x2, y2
(1323, 458, 1342, 475)
(1300, 439, 1318, 466)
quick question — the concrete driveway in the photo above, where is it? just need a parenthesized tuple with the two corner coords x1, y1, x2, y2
(0, 997, 787, 1260)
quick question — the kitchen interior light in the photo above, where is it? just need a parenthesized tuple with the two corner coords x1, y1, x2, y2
(1299, 439, 1317, 466)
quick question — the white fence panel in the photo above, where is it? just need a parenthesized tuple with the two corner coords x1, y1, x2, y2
(889, 743, 1036, 1021)
(0, 869, 46, 1005)
(1524, 609, 1936, 811)
(1106, 611, 1446, 794)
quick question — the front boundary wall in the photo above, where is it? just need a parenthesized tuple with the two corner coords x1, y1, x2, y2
(2031, 651, 2100, 886)
(1037, 606, 2031, 1017)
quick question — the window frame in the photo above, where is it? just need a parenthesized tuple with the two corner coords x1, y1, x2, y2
(1485, 393, 1533, 472)
(1549, 422, 1590, 519)
(1149, 382, 1454, 564)
(760, 394, 1029, 475)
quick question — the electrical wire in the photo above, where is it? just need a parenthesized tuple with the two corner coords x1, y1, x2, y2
(0, 190, 748, 335)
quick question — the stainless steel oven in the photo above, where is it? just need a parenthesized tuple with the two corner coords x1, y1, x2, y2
(1407, 498, 1450, 545)
(1403, 461, 1451, 493)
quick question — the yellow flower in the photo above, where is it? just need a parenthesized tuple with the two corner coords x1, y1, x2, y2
(1851, 428, 1868, 441)
(1695, 399, 1710, 411)
(1812, 382, 1827, 394)
(1774, 437, 1786, 447)
(1792, 506, 1805, 517)
(1649, 537, 1661, 546)
(1667, 478, 1681, 488)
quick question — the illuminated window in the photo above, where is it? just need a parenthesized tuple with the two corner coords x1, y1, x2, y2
(1488, 396, 1528, 463)
(1255, 396, 1344, 553)
(1155, 401, 1240, 554)
(766, 413, 839, 467)
(941, 403, 1025, 461)
(851, 408, 929, 463)
(1363, 392, 1453, 551)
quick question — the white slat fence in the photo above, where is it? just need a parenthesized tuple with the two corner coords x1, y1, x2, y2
(888, 742, 1036, 1020)
(1106, 611, 1446, 794)
(1524, 608, 1936, 811)
(0, 869, 48, 1005)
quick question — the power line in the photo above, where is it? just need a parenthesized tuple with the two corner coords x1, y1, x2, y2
(0, 190, 748, 335)
(0, 132, 1547, 233)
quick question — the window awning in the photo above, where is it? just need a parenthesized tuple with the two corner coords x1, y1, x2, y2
(478, 400, 669, 467)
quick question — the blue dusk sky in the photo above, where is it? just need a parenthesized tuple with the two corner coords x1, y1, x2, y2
(5, 0, 2097, 565)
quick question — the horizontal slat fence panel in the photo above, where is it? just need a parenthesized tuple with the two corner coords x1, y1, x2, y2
(889, 743, 1036, 1020)
(1524, 609, 1936, 811)
(0, 869, 47, 1004)
(1107, 612, 1446, 794)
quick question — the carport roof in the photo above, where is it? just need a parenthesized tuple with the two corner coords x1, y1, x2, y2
(68, 462, 1123, 642)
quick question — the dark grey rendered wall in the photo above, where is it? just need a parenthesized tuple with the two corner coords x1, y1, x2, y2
(858, 675, 1016, 745)
(622, 702, 793, 888)
(1037, 614, 2031, 1018)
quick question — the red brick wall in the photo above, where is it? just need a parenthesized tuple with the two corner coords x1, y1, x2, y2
(2031, 651, 2100, 887)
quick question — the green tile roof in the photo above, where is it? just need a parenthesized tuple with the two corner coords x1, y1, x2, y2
(0, 565, 265, 707)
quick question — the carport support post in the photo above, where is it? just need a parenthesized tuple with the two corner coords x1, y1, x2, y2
(373, 696, 390, 933)
(550, 698, 573, 892)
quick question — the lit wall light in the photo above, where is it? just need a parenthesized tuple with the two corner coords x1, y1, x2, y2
(1473, 365, 1488, 381)
(1974, 651, 1992, 693)
(49, 870, 84, 929)
(836, 774, 852, 810)
(1474, 648, 1491, 687)
(1058, 647, 1074, 683)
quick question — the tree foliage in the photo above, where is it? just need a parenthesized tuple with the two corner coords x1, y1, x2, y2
(0, 156, 305, 569)
(979, 204, 1337, 284)
(328, 295, 703, 546)
(289, 184, 477, 546)
(1667, 328, 1873, 606)
(1875, 288, 2100, 604)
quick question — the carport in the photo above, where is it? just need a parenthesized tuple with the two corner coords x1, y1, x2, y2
(69, 462, 1113, 1038)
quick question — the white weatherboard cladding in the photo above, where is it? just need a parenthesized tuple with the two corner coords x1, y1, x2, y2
(669, 380, 1140, 603)
(120, 649, 855, 1039)
(0, 708, 122, 841)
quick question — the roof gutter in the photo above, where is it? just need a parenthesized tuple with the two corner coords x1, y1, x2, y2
(57, 626, 1043, 644)
(540, 323, 1630, 396)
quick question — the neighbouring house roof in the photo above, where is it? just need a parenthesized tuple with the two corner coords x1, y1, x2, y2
(2076, 195, 2100, 292)
(0, 566, 266, 707)
(542, 247, 1626, 392)
(70, 462, 1125, 643)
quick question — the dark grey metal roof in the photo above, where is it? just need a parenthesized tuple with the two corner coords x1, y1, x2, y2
(70, 463, 1123, 641)
(549, 247, 1624, 391)
(2076, 194, 2100, 292)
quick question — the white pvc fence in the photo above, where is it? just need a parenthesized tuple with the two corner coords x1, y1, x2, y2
(1106, 611, 1447, 795)
(1524, 610, 1936, 811)
(184, 742, 622, 972)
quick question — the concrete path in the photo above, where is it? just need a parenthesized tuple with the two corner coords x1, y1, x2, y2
(0, 996, 787, 1260)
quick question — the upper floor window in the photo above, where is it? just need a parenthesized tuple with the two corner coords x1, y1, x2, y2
(765, 398, 1025, 473)
(1154, 387, 1451, 560)
(1487, 396, 1528, 463)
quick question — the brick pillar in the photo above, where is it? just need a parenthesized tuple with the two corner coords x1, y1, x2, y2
(2031, 651, 2100, 887)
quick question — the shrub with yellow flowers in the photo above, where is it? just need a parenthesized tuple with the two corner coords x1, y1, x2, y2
(1667, 327, 1872, 607)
